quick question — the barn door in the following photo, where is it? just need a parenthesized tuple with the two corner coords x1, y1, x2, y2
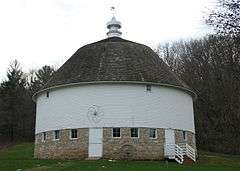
(88, 128, 103, 157)
(164, 129, 175, 157)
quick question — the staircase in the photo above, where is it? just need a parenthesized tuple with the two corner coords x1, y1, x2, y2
(164, 143, 196, 164)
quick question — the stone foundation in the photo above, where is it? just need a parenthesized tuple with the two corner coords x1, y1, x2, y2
(175, 129, 196, 150)
(103, 128, 164, 160)
(34, 127, 196, 160)
(34, 128, 88, 159)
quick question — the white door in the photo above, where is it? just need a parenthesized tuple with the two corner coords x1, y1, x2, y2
(164, 129, 175, 157)
(88, 128, 103, 157)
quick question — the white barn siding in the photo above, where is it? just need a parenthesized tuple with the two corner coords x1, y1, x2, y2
(35, 84, 195, 134)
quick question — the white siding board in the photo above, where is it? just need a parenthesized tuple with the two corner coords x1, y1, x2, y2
(35, 84, 195, 134)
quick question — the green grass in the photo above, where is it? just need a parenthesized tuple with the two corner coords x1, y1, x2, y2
(0, 143, 240, 171)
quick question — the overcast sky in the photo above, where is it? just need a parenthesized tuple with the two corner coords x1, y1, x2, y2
(0, 0, 217, 81)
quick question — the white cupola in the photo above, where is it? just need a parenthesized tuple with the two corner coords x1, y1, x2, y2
(106, 8, 122, 38)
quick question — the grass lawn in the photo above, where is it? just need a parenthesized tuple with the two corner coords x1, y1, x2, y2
(0, 143, 240, 171)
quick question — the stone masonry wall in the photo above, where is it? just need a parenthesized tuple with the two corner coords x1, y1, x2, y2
(102, 128, 165, 160)
(34, 127, 196, 160)
(34, 128, 88, 159)
(175, 130, 196, 150)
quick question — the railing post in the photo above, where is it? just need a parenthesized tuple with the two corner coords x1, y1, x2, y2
(185, 143, 196, 162)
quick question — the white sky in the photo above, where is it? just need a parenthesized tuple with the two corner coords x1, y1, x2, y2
(0, 0, 217, 81)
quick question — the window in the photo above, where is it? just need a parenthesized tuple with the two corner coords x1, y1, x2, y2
(183, 131, 187, 141)
(112, 128, 121, 138)
(54, 130, 60, 140)
(42, 132, 46, 142)
(149, 128, 157, 139)
(146, 85, 151, 92)
(131, 128, 139, 138)
(70, 129, 78, 139)
(46, 91, 49, 98)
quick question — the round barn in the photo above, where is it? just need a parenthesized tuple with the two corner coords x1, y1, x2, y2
(34, 16, 197, 163)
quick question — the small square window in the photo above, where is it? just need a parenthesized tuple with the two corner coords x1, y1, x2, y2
(146, 85, 151, 91)
(112, 128, 121, 138)
(70, 129, 78, 139)
(149, 128, 157, 139)
(131, 128, 139, 138)
(46, 91, 49, 98)
(54, 130, 60, 140)
(42, 132, 46, 142)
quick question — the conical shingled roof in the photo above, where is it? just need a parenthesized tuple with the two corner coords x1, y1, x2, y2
(42, 37, 190, 91)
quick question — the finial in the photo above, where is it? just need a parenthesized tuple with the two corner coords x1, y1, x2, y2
(111, 6, 115, 16)
(106, 7, 122, 38)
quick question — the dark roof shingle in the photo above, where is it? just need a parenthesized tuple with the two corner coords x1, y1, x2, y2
(42, 37, 190, 91)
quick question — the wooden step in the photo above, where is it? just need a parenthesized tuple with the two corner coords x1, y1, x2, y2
(183, 155, 194, 164)
(85, 157, 101, 160)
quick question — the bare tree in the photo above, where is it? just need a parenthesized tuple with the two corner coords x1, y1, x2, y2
(158, 35, 240, 154)
(206, 0, 240, 36)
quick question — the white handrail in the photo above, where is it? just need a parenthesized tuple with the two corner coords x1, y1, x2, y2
(186, 143, 196, 162)
(174, 144, 184, 164)
(165, 142, 196, 164)
(178, 143, 186, 154)
(164, 143, 175, 157)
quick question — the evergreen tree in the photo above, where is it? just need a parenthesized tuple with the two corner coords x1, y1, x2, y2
(29, 65, 55, 94)
(0, 60, 34, 142)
